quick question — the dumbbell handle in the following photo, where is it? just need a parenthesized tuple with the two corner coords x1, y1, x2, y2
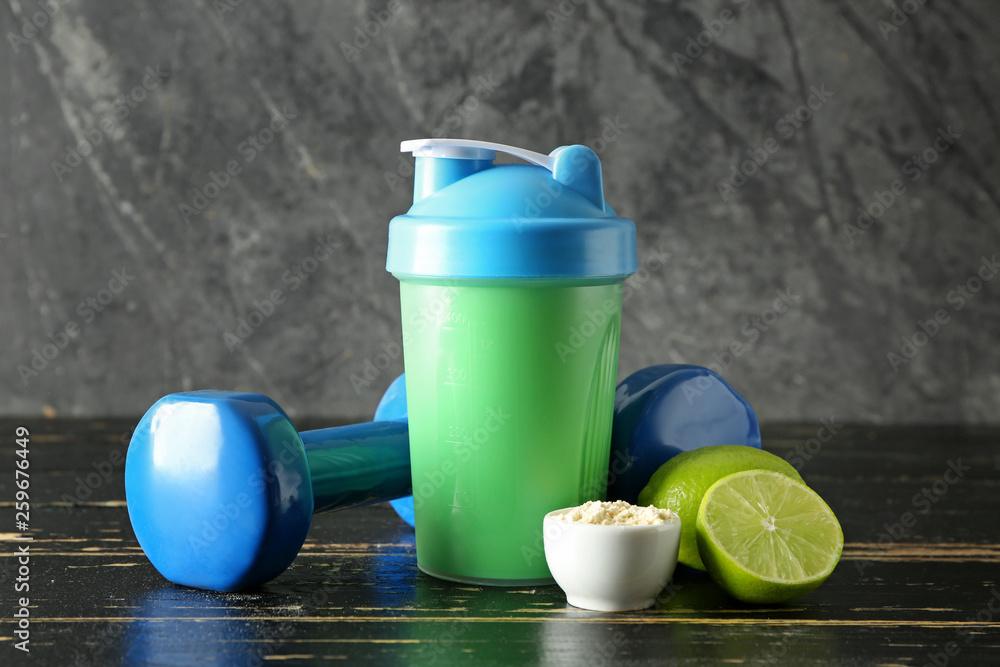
(300, 420, 411, 514)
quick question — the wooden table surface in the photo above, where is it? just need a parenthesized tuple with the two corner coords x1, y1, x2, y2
(2, 419, 998, 665)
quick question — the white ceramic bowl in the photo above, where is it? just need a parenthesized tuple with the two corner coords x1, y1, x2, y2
(542, 508, 681, 612)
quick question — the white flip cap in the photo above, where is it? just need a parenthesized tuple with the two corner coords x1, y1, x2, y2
(400, 138, 556, 171)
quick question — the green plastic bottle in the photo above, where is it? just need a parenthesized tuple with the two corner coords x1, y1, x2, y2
(387, 139, 637, 585)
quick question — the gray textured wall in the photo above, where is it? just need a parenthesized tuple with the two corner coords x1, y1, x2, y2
(2, 0, 998, 423)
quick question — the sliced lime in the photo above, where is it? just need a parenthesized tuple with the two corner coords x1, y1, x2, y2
(696, 469, 843, 603)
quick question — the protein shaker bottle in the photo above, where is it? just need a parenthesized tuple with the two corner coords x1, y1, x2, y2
(387, 139, 637, 585)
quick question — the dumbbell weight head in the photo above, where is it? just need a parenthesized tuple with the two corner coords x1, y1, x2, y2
(126, 382, 411, 592)
(126, 391, 313, 591)
(608, 364, 762, 504)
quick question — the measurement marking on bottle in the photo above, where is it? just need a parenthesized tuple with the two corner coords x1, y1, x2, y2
(444, 367, 469, 386)
(443, 312, 469, 329)
(444, 425, 469, 446)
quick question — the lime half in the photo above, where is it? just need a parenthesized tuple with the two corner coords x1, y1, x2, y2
(637, 445, 804, 570)
(696, 470, 843, 603)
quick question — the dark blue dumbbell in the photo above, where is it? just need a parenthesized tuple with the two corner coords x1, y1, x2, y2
(607, 364, 762, 503)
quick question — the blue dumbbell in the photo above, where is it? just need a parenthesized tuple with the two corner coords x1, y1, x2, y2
(125, 379, 411, 592)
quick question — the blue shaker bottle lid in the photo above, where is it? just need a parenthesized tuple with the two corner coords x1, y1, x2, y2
(386, 139, 638, 280)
